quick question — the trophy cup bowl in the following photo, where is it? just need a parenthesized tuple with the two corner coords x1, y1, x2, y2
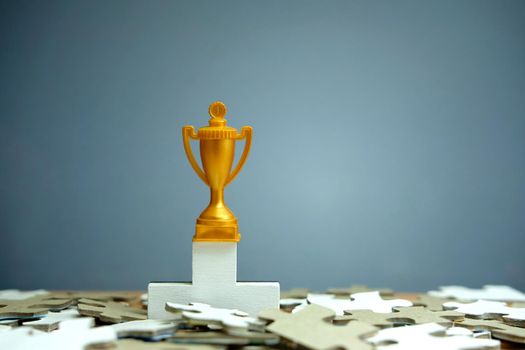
(182, 101, 252, 242)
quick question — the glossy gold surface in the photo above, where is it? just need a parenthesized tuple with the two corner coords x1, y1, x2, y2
(182, 101, 252, 242)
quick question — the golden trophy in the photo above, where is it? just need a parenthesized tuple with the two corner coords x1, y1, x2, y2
(182, 101, 252, 242)
(148, 101, 278, 319)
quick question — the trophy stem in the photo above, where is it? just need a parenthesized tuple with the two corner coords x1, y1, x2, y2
(194, 186, 239, 242)
(209, 187, 225, 208)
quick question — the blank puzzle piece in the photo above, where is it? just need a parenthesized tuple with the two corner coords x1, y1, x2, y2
(165, 302, 265, 335)
(455, 318, 525, 344)
(280, 298, 307, 311)
(0, 326, 45, 349)
(367, 322, 500, 350)
(22, 308, 81, 331)
(259, 304, 378, 350)
(327, 285, 394, 297)
(0, 290, 49, 300)
(280, 288, 309, 299)
(0, 295, 73, 318)
(335, 306, 464, 328)
(0, 319, 18, 326)
(429, 285, 525, 302)
(444, 300, 525, 327)
(171, 329, 279, 346)
(78, 298, 147, 323)
(445, 327, 477, 337)
(308, 291, 413, 316)
(109, 319, 177, 340)
(141, 293, 148, 306)
(49, 291, 139, 302)
(114, 338, 223, 350)
(280, 288, 310, 311)
(0, 317, 116, 350)
(413, 294, 451, 311)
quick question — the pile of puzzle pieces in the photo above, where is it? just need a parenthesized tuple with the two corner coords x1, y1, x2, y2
(1, 284, 525, 349)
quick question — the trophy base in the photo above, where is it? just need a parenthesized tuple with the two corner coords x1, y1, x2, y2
(148, 242, 280, 318)
(193, 222, 241, 242)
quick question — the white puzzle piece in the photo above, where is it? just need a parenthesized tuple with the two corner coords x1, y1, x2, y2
(45, 318, 116, 349)
(0, 319, 18, 326)
(22, 309, 81, 331)
(367, 323, 500, 350)
(446, 327, 475, 337)
(0, 290, 49, 300)
(166, 302, 265, 335)
(446, 327, 492, 339)
(109, 319, 177, 339)
(0, 318, 116, 350)
(444, 300, 525, 327)
(141, 293, 148, 306)
(307, 291, 413, 316)
(429, 285, 525, 302)
(0, 326, 45, 349)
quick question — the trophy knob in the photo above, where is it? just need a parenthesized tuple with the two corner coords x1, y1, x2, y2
(208, 101, 228, 127)
(209, 101, 227, 119)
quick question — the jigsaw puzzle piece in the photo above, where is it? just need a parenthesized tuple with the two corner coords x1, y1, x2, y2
(115, 338, 223, 350)
(109, 319, 177, 340)
(335, 306, 463, 328)
(280, 288, 309, 299)
(21, 308, 81, 331)
(413, 294, 451, 311)
(367, 322, 500, 350)
(429, 285, 525, 302)
(0, 295, 73, 319)
(0, 319, 19, 327)
(78, 298, 147, 323)
(170, 329, 279, 346)
(308, 291, 412, 316)
(0, 290, 49, 300)
(49, 291, 139, 302)
(454, 318, 525, 344)
(259, 304, 378, 350)
(0, 326, 46, 349)
(327, 285, 394, 297)
(0, 318, 116, 350)
(279, 297, 307, 312)
(444, 300, 525, 327)
(280, 288, 310, 312)
(165, 302, 265, 335)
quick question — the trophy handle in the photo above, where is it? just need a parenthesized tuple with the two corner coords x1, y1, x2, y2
(225, 126, 252, 187)
(182, 125, 209, 186)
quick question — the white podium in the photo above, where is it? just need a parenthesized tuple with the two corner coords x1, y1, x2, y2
(148, 242, 280, 318)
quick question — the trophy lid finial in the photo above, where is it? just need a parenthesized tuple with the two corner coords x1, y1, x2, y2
(199, 101, 237, 138)
(209, 101, 227, 126)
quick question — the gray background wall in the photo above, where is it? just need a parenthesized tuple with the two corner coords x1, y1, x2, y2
(1, 0, 524, 292)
